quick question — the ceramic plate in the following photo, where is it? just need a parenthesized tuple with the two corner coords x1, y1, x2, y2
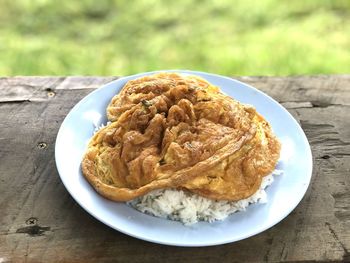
(55, 70, 312, 246)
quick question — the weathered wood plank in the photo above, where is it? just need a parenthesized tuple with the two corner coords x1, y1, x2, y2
(0, 76, 118, 102)
(0, 76, 349, 263)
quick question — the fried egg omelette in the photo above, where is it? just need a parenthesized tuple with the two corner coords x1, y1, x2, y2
(82, 73, 281, 202)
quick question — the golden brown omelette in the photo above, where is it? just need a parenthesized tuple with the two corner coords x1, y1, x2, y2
(82, 73, 281, 202)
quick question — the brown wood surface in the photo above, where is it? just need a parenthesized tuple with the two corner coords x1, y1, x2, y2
(0, 75, 349, 263)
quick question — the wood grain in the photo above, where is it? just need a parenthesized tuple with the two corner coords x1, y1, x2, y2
(0, 75, 349, 263)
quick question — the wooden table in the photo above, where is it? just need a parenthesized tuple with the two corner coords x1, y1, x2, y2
(0, 76, 349, 263)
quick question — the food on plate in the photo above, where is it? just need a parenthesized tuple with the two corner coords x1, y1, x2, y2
(82, 73, 281, 212)
(128, 170, 282, 225)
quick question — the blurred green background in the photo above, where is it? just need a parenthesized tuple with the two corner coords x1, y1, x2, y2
(0, 0, 349, 76)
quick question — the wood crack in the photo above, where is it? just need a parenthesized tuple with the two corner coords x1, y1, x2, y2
(325, 222, 350, 261)
(279, 100, 350, 109)
(263, 237, 273, 262)
(310, 101, 348, 108)
(0, 99, 31, 103)
(16, 225, 51, 237)
(0, 98, 47, 103)
(279, 242, 287, 261)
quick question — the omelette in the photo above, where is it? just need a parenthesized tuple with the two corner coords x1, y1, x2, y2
(82, 73, 281, 202)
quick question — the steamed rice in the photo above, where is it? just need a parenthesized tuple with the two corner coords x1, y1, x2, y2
(128, 170, 282, 225)
(94, 121, 111, 133)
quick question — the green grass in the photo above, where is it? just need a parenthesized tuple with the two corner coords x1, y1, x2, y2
(0, 0, 349, 76)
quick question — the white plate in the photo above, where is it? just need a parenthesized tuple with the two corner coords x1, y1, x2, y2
(55, 70, 312, 247)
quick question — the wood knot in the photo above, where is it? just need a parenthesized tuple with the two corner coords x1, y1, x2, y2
(26, 217, 38, 225)
(37, 142, 47, 149)
(45, 88, 55, 97)
(47, 91, 55, 97)
(321, 155, 330, 159)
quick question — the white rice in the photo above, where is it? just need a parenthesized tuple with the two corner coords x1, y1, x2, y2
(128, 170, 282, 225)
(94, 121, 111, 133)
